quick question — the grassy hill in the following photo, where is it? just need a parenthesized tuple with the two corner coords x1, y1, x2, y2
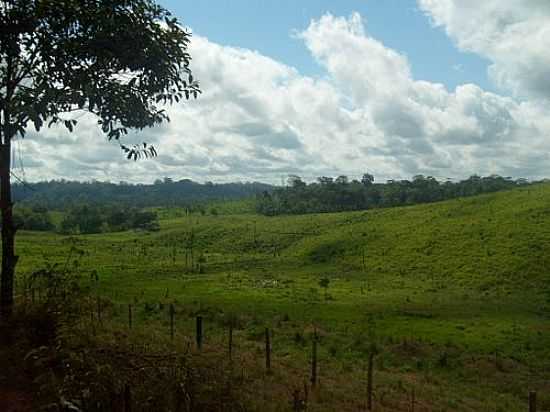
(11, 183, 550, 411)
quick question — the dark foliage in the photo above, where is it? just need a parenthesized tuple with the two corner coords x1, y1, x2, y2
(13, 205, 54, 231)
(60, 203, 159, 234)
(13, 179, 274, 209)
(256, 174, 531, 216)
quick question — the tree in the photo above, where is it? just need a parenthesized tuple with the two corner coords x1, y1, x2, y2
(287, 174, 305, 189)
(335, 175, 348, 185)
(0, 0, 200, 316)
(361, 173, 374, 186)
(318, 277, 330, 300)
(317, 176, 333, 186)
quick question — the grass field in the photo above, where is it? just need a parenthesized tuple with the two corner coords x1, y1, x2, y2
(12, 183, 550, 411)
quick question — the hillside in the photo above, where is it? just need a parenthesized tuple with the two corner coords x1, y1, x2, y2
(10, 183, 550, 411)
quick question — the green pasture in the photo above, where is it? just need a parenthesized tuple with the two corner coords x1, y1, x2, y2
(13, 183, 550, 410)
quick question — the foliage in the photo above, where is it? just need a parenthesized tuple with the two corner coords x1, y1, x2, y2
(0, 0, 199, 142)
(26, 248, 88, 315)
(59, 203, 159, 234)
(256, 174, 531, 215)
(13, 204, 54, 231)
(14, 179, 272, 209)
(0, 0, 200, 315)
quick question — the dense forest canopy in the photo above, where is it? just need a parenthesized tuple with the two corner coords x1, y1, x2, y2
(13, 175, 536, 220)
(13, 179, 274, 209)
(256, 174, 533, 216)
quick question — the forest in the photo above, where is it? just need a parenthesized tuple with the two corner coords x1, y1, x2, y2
(13, 179, 273, 209)
(256, 174, 531, 215)
(11, 174, 532, 234)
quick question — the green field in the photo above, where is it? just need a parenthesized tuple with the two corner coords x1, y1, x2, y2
(14, 183, 550, 411)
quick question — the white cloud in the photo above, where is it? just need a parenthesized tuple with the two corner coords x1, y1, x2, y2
(419, 0, 550, 101)
(17, 9, 550, 184)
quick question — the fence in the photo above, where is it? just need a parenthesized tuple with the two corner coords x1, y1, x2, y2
(15, 285, 545, 411)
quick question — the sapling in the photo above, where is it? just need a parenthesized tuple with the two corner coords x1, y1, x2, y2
(318, 277, 330, 300)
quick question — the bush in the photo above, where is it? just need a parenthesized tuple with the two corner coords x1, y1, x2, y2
(13, 206, 54, 231)
(58, 203, 160, 234)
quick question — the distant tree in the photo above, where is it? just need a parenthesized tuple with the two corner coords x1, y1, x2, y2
(361, 173, 375, 186)
(0, 0, 200, 315)
(335, 175, 349, 185)
(131, 210, 158, 231)
(318, 277, 330, 300)
(256, 173, 525, 216)
(317, 177, 334, 186)
(13, 206, 54, 231)
(106, 207, 129, 231)
(60, 204, 103, 234)
(287, 175, 306, 188)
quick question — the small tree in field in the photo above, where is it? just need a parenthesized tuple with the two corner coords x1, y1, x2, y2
(318, 276, 330, 300)
(0, 0, 200, 316)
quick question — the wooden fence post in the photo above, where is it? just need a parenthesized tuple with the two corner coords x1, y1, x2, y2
(529, 391, 537, 412)
(311, 329, 318, 387)
(411, 387, 415, 412)
(196, 316, 203, 350)
(228, 321, 233, 361)
(170, 304, 175, 340)
(124, 384, 132, 412)
(96, 296, 101, 323)
(367, 352, 374, 411)
(265, 328, 271, 373)
(128, 304, 132, 330)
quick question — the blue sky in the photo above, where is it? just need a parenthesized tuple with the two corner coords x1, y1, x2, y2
(158, 0, 493, 93)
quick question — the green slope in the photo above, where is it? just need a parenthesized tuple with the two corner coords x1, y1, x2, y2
(12, 183, 550, 410)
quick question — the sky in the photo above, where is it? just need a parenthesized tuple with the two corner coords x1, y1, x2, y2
(18, 0, 550, 184)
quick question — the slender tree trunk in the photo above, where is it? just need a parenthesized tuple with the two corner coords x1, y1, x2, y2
(0, 139, 17, 318)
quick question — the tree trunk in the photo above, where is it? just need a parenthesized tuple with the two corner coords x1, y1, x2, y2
(0, 140, 17, 318)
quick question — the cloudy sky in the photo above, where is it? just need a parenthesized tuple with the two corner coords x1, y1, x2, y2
(17, 0, 550, 184)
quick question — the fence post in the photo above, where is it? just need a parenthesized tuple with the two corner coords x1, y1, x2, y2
(96, 296, 101, 323)
(411, 387, 415, 412)
(228, 321, 233, 361)
(128, 304, 132, 330)
(124, 384, 132, 412)
(529, 391, 537, 412)
(367, 352, 374, 410)
(170, 304, 175, 340)
(196, 316, 203, 350)
(311, 329, 318, 387)
(265, 328, 271, 373)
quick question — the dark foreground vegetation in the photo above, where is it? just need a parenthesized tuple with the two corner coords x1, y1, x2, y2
(257, 174, 532, 215)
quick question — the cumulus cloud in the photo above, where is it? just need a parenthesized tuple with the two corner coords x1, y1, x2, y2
(419, 0, 550, 101)
(17, 7, 550, 184)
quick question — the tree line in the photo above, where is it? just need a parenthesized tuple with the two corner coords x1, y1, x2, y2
(14, 203, 159, 234)
(256, 174, 532, 216)
(13, 179, 274, 209)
